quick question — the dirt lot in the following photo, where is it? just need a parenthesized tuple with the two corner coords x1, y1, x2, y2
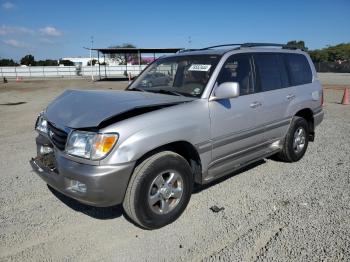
(0, 78, 349, 261)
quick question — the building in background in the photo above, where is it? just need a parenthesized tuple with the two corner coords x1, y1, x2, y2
(62, 56, 157, 67)
(62, 57, 106, 66)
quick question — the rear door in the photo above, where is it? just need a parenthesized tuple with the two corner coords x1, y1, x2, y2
(282, 53, 317, 112)
(252, 53, 291, 142)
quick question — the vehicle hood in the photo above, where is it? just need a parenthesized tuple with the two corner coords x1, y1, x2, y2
(45, 89, 194, 129)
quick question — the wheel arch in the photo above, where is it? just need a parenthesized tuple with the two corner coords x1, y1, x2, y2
(135, 140, 202, 185)
(294, 108, 314, 141)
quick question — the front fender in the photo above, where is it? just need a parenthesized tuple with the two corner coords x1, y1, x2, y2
(107, 119, 206, 164)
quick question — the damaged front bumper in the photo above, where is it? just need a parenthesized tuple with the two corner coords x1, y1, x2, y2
(30, 135, 135, 207)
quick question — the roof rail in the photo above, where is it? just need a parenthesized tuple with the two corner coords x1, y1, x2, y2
(177, 48, 200, 53)
(200, 44, 242, 50)
(201, 43, 303, 51)
(177, 43, 304, 53)
(241, 43, 303, 50)
(241, 43, 285, 48)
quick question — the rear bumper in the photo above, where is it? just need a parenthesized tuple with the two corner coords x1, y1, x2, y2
(314, 109, 324, 127)
(31, 135, 135, 207)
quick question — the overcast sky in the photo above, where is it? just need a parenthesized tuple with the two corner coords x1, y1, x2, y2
(0, 0, 349, 60)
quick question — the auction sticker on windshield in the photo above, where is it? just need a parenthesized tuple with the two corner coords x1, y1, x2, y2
(188, 64, 212, 71)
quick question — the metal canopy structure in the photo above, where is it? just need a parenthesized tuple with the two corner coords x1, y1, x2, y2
(91, 47, 183, 54)
(85, 47, 183, 80)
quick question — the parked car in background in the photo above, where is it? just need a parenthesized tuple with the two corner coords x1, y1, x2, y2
(31, 43, 324, 229)
(139, 72, 171, 88)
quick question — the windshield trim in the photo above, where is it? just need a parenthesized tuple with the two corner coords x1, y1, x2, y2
(127, 54, 222, 98)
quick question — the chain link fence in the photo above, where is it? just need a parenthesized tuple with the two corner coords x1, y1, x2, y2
(314, 62, 350, 73)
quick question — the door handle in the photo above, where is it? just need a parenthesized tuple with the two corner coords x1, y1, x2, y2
(286, 94, 296, 100)
(250, 101, 262, 108)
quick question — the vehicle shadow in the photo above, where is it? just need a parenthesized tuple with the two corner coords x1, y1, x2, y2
(47, 185, 123, 220)
(193, 159, 266, 193)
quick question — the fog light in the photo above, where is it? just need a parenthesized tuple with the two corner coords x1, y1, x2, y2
(69, 180, 87, 193)
(40, 146, 53, 155)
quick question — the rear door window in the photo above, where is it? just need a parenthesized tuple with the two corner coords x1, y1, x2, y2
(276, 54, 290, 88)
(283, 53, 312, 86)
(253, 53, 283, 92)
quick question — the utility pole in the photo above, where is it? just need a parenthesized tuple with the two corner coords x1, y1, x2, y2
(90, 36, 94, 81)
(188, 36, 192, 49)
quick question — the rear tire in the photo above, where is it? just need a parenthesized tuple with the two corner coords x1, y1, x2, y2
(277, 116, 309, 162)
(123, 151, 193, 229)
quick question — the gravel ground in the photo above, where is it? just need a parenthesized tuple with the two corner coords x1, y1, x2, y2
(0, 79, 349, 261)
(318, 73, 350, 86)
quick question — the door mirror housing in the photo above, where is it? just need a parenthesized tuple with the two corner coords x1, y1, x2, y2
(210, 82, 240, 101)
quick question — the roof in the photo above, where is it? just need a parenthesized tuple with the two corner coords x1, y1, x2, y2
(173, 43, 306, 57)
(164, 48, 305, 60)
(88, 47, 183, 54)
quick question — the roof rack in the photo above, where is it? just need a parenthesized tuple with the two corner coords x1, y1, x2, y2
(240, 43, 303, 50)
(177, 43, 304, 53)
(177, 48, 200, 53)
(241, 43, 284, 48)
(200, 44, 242, 50)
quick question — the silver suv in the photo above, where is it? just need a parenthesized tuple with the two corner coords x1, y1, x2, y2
(31, 43, 324, 229)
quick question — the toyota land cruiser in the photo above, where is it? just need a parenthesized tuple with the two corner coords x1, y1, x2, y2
(31, 43, 324, 229)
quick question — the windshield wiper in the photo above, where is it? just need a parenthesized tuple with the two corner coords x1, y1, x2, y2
(154, 89, 184, 97)
(127, 87, 146, 92)
(129, 87, 186, 97)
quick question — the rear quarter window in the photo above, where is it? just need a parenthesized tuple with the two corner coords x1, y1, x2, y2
(284, 53, 312, 86)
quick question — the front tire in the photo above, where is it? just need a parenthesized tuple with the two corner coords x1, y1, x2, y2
(277, 116, 309, 162)
(123, 151, 193, 229)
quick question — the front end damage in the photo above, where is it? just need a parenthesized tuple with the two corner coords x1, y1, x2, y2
(30, 89, 194, 206)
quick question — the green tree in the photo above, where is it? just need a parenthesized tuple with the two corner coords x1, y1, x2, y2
(0, 59, 18, 66)
(326, 43, 350, 61)
(20, 54, 35, 66)
(287, 40, 308, 51)
(87, 59, 97, 66)
(108, 43, 137, 65)
(59, 60, 75, 66)
(309, 50, 329, 62)
(308, 43, 350, 62)
(36, 59, 58, 66)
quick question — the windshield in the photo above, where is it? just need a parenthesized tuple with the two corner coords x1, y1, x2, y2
(128, 55, 221, 97)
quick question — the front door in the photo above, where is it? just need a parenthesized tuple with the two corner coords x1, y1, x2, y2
(209, 54, 266, 170)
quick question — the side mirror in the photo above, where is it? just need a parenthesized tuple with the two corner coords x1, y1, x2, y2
(210, 82, 240, 101)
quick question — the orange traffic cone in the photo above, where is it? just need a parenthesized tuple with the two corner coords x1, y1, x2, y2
(16, 76, 20, 82)
(321, 89, 325, 107)
(341, 88, 349, 105)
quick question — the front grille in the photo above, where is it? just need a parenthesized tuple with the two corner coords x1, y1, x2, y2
(47, 122, 68, 150)
(36, 154, 58, 173)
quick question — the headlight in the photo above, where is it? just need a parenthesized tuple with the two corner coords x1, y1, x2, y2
(35, 115, 48, 134)
(66, 131, 118, 160)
